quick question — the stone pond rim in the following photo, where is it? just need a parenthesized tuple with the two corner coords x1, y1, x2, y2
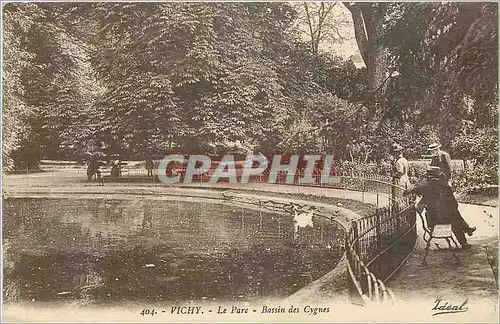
(3, 186, 364, 302)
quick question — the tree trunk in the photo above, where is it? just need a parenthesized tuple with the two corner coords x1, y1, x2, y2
(367, 45, 388, 99)
(345, 3, 368, 65)
(344, 3, 389, 109)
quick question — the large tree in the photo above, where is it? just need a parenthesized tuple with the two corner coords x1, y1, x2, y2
(85, 2, 360, 157)
(3, 3, 93, 167)
(293, 2, 339, 55)
(343, 2, 391, 106)
(340, 2, 497, 163)
(383, 2, 498, 149)
(2, 4, 41, 169)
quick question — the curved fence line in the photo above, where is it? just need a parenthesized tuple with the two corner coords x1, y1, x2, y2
(223, 172, 416, 304)
(343, 183, 416, 305)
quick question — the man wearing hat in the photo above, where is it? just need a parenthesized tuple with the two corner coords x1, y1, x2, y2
(428, 143, 452, 186)
(404, 166, 476, 249)
(391, 143, 409, 198)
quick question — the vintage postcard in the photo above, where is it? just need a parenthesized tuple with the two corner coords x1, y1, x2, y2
(2, 1, 498, 323)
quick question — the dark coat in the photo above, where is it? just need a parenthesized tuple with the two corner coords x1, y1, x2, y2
(404, 175, 459, 225)
(145, 158, 154, 170)
(88, 156, 101, 170)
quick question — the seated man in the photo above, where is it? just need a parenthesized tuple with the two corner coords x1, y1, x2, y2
(403, 166, 476, 249)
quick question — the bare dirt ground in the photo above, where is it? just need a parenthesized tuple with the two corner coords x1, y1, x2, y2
(387, 204, 498, 321)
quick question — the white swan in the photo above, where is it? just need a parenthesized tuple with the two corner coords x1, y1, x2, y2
(294, 210, 314, 228)
(293, 209, 314, 239)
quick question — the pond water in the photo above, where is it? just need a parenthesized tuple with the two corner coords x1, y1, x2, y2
(3, 197, 344, 303)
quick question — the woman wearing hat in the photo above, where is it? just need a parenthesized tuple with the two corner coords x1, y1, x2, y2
(428, 143, 452, 186)
(391, 143, 409, 197)
(404, 166, 476, 249)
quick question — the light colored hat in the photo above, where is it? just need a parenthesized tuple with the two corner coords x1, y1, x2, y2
(428, 143, 441, 151)
(392, 143, 403, 152)
(426, 166, 441, 177)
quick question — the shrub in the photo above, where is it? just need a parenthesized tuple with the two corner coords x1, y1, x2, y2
(334, 160, 380, 176)
(453, 163, 498, 192)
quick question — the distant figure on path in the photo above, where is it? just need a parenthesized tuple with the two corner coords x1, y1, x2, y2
(87, 154, 101, 180)
(428, 142, 452, 186)
(110, 154, 122, 178)
(110, 159, 121, 178)
(391, 143, 409, 198)
(146, 156, 154, 177)
(403, 166, 476, 249)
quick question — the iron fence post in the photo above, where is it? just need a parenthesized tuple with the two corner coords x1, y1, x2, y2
(376, 209, 381, 249)
(343, 175, 417, 305)
(343, 177, 346, 199)
(362, 178, 365, 203)
(352, 220, 361, 257)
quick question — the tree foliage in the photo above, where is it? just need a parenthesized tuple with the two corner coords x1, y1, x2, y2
(3, 3, 102, 167)
(2, 1, 497, 186)
(2, 4, 41, 168)
(382, 2, 498, 147)
(341, 2, 497, 169)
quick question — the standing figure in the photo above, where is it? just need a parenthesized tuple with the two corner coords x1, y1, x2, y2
(110, 160, 121, 178)
(428, 142, 453, 186)
(145, 156, 154, 177)
(391, 143, 409, 198)
(87, 154, 101, 180)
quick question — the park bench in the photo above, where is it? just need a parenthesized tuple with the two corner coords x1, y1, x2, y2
(87, 161, 128, 183)
(416, 198, 459, 266)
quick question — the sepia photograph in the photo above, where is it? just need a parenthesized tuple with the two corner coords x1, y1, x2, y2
(1, 1, 498, 322)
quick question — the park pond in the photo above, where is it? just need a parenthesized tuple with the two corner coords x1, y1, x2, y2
(3, 197, 344, 304)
